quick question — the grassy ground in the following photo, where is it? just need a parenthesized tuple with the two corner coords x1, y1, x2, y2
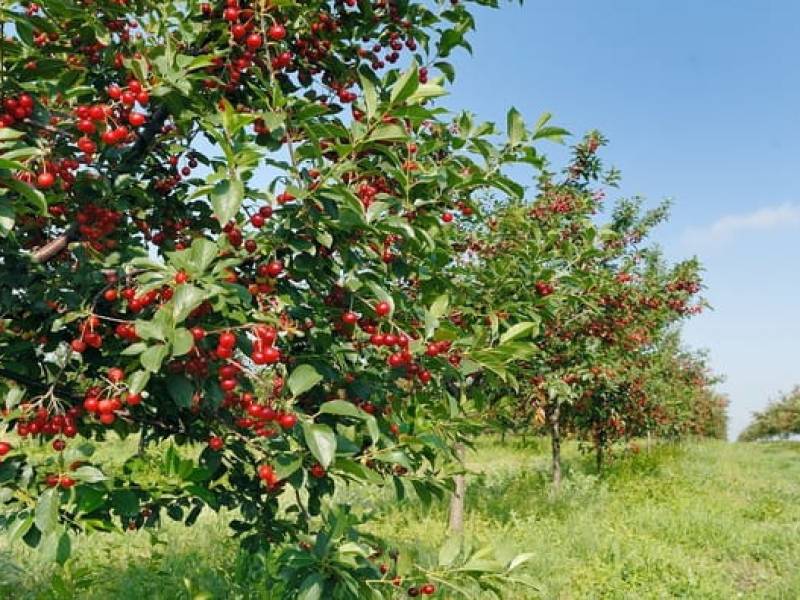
(2, 439, 799, 599)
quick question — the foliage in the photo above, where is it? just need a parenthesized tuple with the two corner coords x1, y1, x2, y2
(0, 0, 726, 594)
(739, 387, 800, 441)
(3, 438, 800, 599)
(0, 0, 542, 595)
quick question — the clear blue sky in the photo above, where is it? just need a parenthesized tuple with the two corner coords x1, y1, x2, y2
(445, 0, 800, 438)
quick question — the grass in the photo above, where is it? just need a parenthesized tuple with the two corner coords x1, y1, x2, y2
(2, 439, 799, 599)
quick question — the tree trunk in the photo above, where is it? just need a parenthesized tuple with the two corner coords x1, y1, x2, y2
(596, 440, 604, 473)
(448, 443, 467, 533)
(550, 403, 562, 491)
(138, 426, 147, 456)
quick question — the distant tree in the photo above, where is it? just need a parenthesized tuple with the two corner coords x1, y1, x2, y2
(739, 387, 800, 441)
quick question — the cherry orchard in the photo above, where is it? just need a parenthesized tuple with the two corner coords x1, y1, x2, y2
(444, 132, 710, 489)
(0, 0, 547, 596)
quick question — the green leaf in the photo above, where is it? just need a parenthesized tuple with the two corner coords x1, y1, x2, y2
(425, 294, 449, 338)
(367, 123, 407, 142)
(434, 61, 456, 83)
(318, 400, 363, 418)
(110, 490, 139, 516)
(297, 572, 324, 600)
(302, 423, 336, 469)
(72, 466, 107, 483)
(359, 72, 378, 120)
(365, 415, 380, 445)
(141, 344, 169, 372)
(288, 365, 323, 397)
(390, 62, 419, 105)
(3, 177, 47, 215)
(7, 515, 33, 544)
(128, 370, 150, 394)
(167, 375, 194, 408)
(210, 176, 244, 225)
(438, 534, 463, 567)
(189, 238, 218, 272)
(274, 455, 303, 480)
(121, 342, 147, 356)
(172, 284, 206, 323)
(0, 158, 24, 170)
(499, 320, 539, 345)
(533, 125, 570, 144)
(134, 318, 167, 342)
(56, 530, 71, 565)
(507, 552, 536, 572)
(35, 488, 59, 535)
(171, 328, 194, 357)
(0, 203, 15, 235)
(507, 107, 525, 146)
(408, 82, 447, 104)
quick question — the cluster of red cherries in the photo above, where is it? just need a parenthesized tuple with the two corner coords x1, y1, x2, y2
(82, 367, 141, 426)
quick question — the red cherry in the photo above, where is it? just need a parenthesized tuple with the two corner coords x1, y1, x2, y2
(52, 439, 66, 451)
(0, 442, 11, 456)
(442, 212, 453, 223)
(266, 260, 283, 277)
(375, 301, 391, 317)
(219, 331, 237, 349)
(71, 339, 87, 353)
(128, 112, 146, 127)
(36, 172, 55, 189)
(268, 24, 287, 41)
(262, 346, 281, 363)
(208, 436, 224, 451)
(254, 325, 277, 345)
(420, 583, 436, 595)
(126, 393, 141, 406)
(310, 464, 326, 478)
(108, 367, 124, 383)
(342, 311, 358, 325)
(103, 288, 118, 302)
(258, 463, 276, 482)
(175, 270, 188, 284)
(278, 413, 297, 429)
(245, 33, 262, 49)
(88, 105, 105, 121)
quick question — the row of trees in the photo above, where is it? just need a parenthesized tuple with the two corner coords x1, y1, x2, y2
(0, 0, 724, 596)
(739, 387, 800, 441)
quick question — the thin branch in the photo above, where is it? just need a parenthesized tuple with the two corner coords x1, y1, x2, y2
(31, 223, 78, 263)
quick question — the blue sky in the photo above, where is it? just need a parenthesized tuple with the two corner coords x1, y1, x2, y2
(446, 0, 800, 438)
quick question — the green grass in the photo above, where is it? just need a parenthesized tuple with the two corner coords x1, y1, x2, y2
(2, 439, 800, 599)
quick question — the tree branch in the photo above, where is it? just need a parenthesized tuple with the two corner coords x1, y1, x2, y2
(31, 223, 78, 264)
